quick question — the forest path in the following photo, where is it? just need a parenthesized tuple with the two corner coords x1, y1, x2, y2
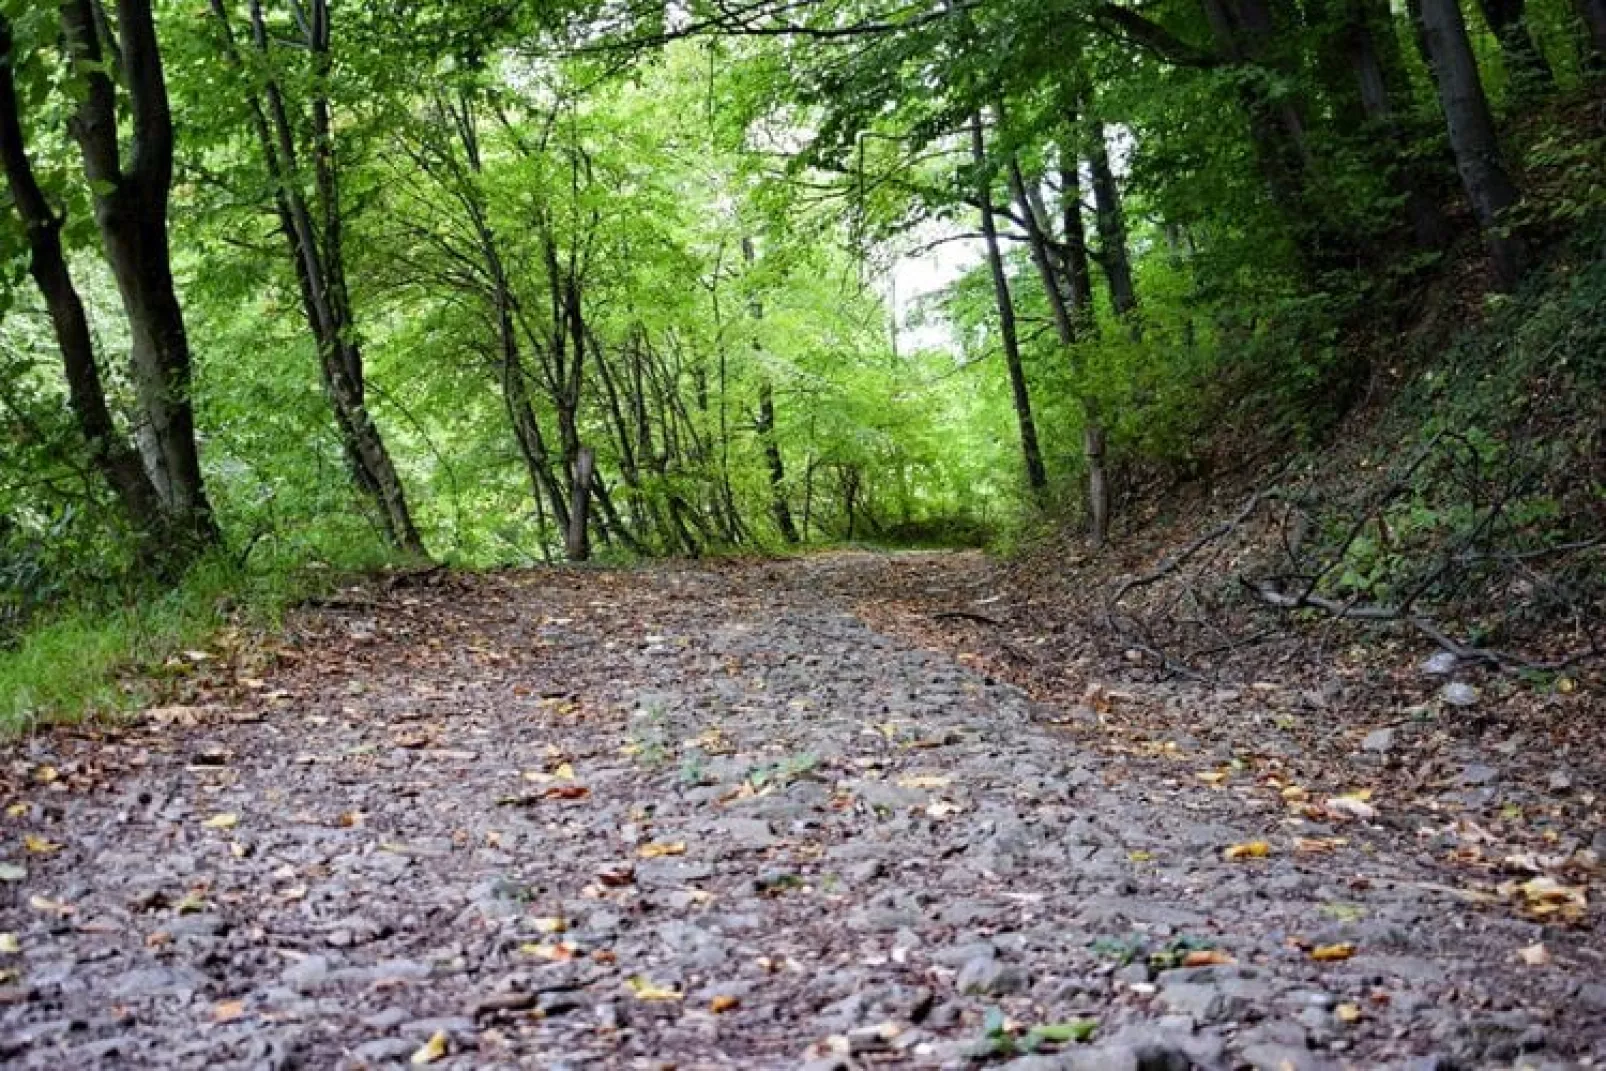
(0, 552, 1598, 1070)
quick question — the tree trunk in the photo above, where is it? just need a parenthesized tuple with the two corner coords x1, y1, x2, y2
(1088, 126, 1139, 320)
(1345, 0, 1455, 249)
(1476, 0, 1556, 97)
(213, 0, 425, 556)
(742, 238, 800, 542)
(565, 447, 595, 561)
(60, 0, 218, 553)
(1416, 0, 1528, 289)
(0, 19, 167, 549)
(1010, 152, 1110, 540)
(971, 113, 1048, 495)
(1575, 0, 1606, 60)
(1056, 151, 1098, 334)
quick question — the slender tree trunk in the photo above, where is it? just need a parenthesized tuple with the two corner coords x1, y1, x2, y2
(1057, 138, 1097, 333)
(214, 0, 424, 556)
(971, 113, 1048, 495)
(1417, 0, 1529, 289)
(59, 0, 218, 553)
(1010, 153, 1110, 543)
(1346, 0, 1455, 248)
(1476, 0, 1556, 97)
(0, 20, 166, 549)
(742, 238, 800, 542)
(1088, 126, 1138, 320)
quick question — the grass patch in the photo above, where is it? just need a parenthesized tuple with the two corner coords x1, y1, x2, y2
(0, 543, 392, 735)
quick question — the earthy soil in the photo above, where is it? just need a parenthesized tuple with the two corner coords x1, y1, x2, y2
(0, 552, 1601, 1070)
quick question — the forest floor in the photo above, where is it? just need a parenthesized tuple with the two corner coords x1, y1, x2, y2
(0, 551, 1602, 1070)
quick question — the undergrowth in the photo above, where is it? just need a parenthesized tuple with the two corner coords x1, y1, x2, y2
(0, 543, 392, 735)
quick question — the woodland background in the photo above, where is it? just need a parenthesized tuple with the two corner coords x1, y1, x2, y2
(0, 0, 1601, 721)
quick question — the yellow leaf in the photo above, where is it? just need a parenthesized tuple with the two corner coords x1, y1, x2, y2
(203, 813, 239, 830)
(1516, 942, 1551, 966)
(531, 916, 567, 934)
(710, 994, 741, 1013)
(175, 892, 208, 914)
(230, 841, 248, 859)
(1310, 942, 1356, 962)
(1223, 840, 1271, 860)
(31, 765, 57, 785)
(1182, 949, 1234, 967)
(1195, 771, 1229, 786)
(896, 775, 951, 789)
(637, 841, 686, 859)
(1127, 850, 1153, 863)
(626, 975, 682, 1001)
(1505, 876, 1587, 922)
(6, 803, 29, 818)
(519, 941, 576, 961)
(212, 999, 246, 1023)
(1281, 785, 1308, 803)
(1557, 677, 1575, 694)
(24, 835, 61, 855)
(0, 933, 19, 954)
(410, 1030, 448, 1065)
(553, 762, 576, 781)
(1335, 1002, 1362, 1023)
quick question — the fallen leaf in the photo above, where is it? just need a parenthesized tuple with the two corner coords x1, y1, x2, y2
(542, 785, 590, 801)
(1223, 840, 1271, 860)
(519, 941, 576, 961)
(552, 762, 576, 781)
(925, 800, 962, 819)
(28, 894, 72, 915)
(31, 765, 57, 785)
(1127, 850, 1153, 863)
(637, 841, 686, 859)
(1310, 942, 1356, 962)
(1325, 796, 1377, 821)
(1335, 1003, 1362, 1024)
(1516, 942, 1551, 966)
(23, 836, 60, 855)
(596, 864, 635, 887)
(1281, 785, 1309, 803)
(410, 1030, 448, 1064)
(0, 863, 25, 883)
(1500, 876, 1587, 922)
(531, 916, 567, 934)
(1294, 837, 1347, 854)
(6, 803, 29, 818)
(1195, 771, 1229, 786)
(212, 999, 246, 1023)
(202, 813, 239, 830)
(1181, 949, 1235, 967)
(896, 775, 951, 789)
(710, 994, 741, 1013)
(0, 933, 18, 954)
(626, 975, 682, 1001)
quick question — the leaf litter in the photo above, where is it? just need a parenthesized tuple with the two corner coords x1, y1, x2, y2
(0, 553, 1599, 1067)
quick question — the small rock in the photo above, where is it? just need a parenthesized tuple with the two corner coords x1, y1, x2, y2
(1459, 764, 1499, 786)
(1420, 652, 1459, 676)
(1361, 727, 1396, 753)
(281, 955, 330, 992)
(1547, 769, 1572, 793)
(1441, 683, 1479, 707)
(350, 1037, 418, 1063)
(956, 956, 1030, 996)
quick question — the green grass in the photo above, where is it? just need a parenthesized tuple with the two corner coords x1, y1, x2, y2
(0, 544, 390, 735)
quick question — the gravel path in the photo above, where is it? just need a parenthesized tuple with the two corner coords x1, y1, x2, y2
(0, 553, 1599, 1069)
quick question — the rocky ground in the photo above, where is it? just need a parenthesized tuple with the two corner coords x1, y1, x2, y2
(0, 552, 1601, 1069)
